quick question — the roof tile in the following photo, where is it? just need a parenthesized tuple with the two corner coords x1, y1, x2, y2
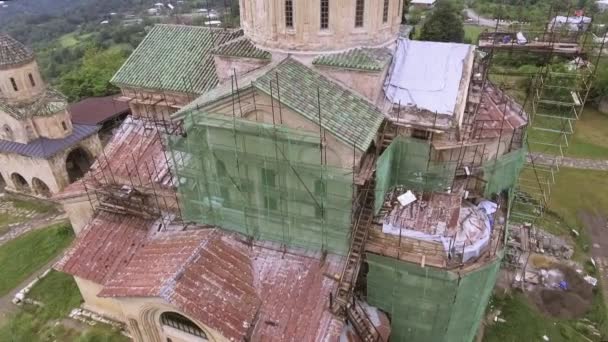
(211, 36, 271, 60)
(0, 33, 34, 68)
(111, 25, 243, 94)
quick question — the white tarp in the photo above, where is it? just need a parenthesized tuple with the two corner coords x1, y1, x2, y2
(384, 38, 472, 116)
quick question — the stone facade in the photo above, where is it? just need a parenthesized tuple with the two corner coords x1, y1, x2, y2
(0, 34, 102, 197)
(240, 0, 403, 53)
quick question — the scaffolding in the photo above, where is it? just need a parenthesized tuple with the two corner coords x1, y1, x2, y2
(167, 111, 354, 254)
(476, 10, 607, 225)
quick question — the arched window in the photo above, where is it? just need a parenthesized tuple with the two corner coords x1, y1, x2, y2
(355, 0, 365, 27)
(10, 77, 18, 91)
(2, 125, 13, 141)
(285, 0, 294, 28)
(66, 147, 93, 183)
(160, 312, 208, 339)
(32, 177, 51, 197)
(320, 0, 330, 29)
(28, 73, 36, 87)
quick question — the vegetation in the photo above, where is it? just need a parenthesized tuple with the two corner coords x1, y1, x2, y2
(0, 223, 73, 296)
(484, 292, 606, 342)
(419, 1, 465, 43)
(0, 271, 128, 341)
(566, 108, 608, 159)
(59, 47, 128, 101)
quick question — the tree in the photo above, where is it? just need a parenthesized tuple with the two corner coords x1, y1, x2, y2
(59, 47, 127, 102)
(419, 1, 465, 43)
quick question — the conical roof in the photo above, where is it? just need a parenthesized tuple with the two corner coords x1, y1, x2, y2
(0, 33, 34, 69)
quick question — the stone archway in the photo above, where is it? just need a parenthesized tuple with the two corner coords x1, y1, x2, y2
(11, 173, 30, 193)
(65, 147, 93, 183)
(0, 173, 6, 192)
(32, 177, 51, 198)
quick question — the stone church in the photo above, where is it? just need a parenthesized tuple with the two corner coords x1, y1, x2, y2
(0, 33, 101, 197)
(54, 0, 528, 341)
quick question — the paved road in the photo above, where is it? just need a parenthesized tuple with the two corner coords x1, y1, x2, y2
(528, 153, 608, 171)
(465, 8, 510, 28)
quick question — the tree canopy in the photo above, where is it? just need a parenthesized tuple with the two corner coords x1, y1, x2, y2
(419, 1, 465, 43)
(59, 48, 127, 102)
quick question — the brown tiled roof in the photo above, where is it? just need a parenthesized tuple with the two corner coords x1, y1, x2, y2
(58, 212, 345, 341)
(475, 83, 528, 138)
(55, 212, 153, 284)
(0, 33, 34, 69)
(54, 117, 174, 201)
(68, 95, 130, 125)
(99, 229, 259, 341)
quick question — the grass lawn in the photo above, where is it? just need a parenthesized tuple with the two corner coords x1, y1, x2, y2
(0, 223, 73, 296)
(464, 24, 484, 44)
(0, 271, 128, 342)
(484, 293, 603, 342)
(567, 108, 608, 160)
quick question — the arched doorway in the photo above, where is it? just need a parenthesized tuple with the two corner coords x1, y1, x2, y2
(11, 173, 30, 193)
(32, 177, 51, 197)
(159, 312, 209, 341)
(66, 147, 93, 183)
(0, 173, 6, 192)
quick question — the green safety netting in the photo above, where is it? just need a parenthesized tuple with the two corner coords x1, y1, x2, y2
(375, 137, 456, 213)
(168, 112, 353, 255)
(366, 253, 502, 342)
(482, 147, 527, 198)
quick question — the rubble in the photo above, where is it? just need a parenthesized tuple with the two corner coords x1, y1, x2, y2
(69, 308, 125, 330)
(508, 224, 574, 259)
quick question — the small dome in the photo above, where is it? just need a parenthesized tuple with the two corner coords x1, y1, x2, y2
(0, 33, 34, 69)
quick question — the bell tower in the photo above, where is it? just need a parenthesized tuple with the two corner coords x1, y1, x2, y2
(0, 33, 46, 102)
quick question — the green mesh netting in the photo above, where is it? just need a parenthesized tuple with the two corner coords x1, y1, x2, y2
(366, 253, 502, 342)
(168, 112, 353, 255)
(482, 147, 527, 197)
(375, 137, 456, 213)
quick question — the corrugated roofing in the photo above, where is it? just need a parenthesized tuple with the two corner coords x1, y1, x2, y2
(313, 48, 392, 72)
(211, 36, 271, 60)
(254, 58, 384, 151)
(68, 95, 130, 125)
(384, 38, 472, 116)
(0, 33, 34, 69)
(111, 24, 243, 94)
(0, 88, 68, 119)
(0, 124, 99, 158)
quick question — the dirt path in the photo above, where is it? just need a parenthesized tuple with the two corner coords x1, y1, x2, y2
(0, 254, 64, 325)
(529, 153, 608, 171)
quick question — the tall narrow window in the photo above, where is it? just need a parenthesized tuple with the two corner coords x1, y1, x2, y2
(355, 0, 365, 27)
(261, 168, 276, 188)
(320, 0, 330, 29)
(285, 0, 294, 29)
(10, 78, 18, 91)
(28, 73, 36, 87)
(383, 0, 390, 23)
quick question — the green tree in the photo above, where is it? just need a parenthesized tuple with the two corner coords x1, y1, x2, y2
(59, 47, 126, 102)
(419, 1, 465, 43)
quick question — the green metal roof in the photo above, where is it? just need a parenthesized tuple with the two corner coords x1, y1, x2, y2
(211, 37, 271, 60)
(254, 58, 384, 151)
(0, 88, 67, 119)
(312, 48, 392, 72)
(111, 25, 243, 94)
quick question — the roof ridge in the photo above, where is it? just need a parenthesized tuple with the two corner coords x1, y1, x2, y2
(158, 229, 219, 300)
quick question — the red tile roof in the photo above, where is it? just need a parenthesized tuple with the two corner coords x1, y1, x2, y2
(54, 117, 174, 201)
(475, 83, 528, 138)
(57, 212, 345, 341)
(69, 95, 130, 126)
(55, 212, 153, 284)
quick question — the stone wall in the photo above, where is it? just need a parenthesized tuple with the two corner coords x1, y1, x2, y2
(213, 55, 270, 83)
(0, 59, 45, 102)
(240, 0, 403, 53)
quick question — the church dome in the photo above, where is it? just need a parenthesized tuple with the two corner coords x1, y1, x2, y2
(0, 33, 34, 69)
